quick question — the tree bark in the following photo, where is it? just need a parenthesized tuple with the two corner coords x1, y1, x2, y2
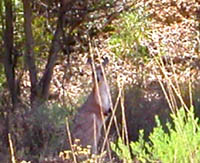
(4, 0, 18, 109)
(3, 0, 16, 159)
(22, 0, 38, 108)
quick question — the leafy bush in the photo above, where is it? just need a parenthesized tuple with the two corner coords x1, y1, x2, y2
(108, 7, 149, 60)
(111, 107, 200, 163)
(111, 138, 132, 162)
(14, 104, 74, 161)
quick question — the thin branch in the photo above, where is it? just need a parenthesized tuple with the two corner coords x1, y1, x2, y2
(8, 133, 16, 163)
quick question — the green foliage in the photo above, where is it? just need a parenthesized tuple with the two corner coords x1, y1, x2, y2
(109, 7, 149, 60)
(112, 107, 200, 163)
(32, 104, 70, 129)
(0, 69, 6, 91)
(0, 0, 6, 90)
(17, 104, 75, 160)
(0, 0, 5, 31)
(111, 138, 132, 162)
(130, 130, 151, 162)
(33, 15, 53, 58)
(14, 0, 24, 46)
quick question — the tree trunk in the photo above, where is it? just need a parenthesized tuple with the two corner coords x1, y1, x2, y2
(3, 0, 16, 160)
(22, 1, 67, 108)
(4, 0, 18, 109)
(39, 9, 66, 100)
(39, 1, 87, 100)
(22, 0, 38, 109)
(23, 1, 88, 107)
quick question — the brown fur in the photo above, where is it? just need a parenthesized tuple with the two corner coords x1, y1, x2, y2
(71, 58, 111, 154)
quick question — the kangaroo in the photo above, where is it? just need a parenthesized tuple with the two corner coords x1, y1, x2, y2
(71, 58, 111, 154)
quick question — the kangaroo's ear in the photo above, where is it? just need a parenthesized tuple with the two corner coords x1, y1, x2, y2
(102, 57, 109, 67)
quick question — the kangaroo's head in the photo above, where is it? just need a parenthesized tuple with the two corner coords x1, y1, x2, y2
(88, 57, 111, 115)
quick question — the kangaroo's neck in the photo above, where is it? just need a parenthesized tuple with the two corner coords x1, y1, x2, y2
(82, 81, 110, 113)
(94, 81, 110, 111)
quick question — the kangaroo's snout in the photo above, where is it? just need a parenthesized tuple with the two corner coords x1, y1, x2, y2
(104, 107, 112, 116)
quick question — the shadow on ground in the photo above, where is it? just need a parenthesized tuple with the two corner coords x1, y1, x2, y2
(112, 81, 200, 142)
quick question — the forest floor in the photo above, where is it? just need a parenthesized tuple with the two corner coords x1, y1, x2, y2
(0, 0, 200, 162)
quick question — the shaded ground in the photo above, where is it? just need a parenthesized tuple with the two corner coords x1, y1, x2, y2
(124, 82, 170, 141)
(115, 81, 200, 142)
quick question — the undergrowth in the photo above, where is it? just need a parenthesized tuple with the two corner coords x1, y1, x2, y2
(111, 106, 200, 163)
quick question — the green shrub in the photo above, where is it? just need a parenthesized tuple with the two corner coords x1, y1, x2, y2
(111, 138, 132, 162)
(15, 104, 74, 161)
(111, 107, 200, 163)
(108, 7, 150, 60)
